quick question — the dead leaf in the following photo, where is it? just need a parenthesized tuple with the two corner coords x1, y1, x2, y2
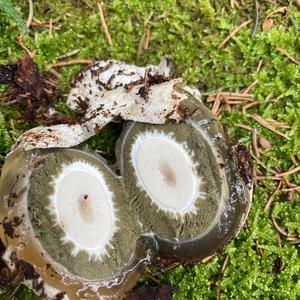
(1, 53, 61, 125)
(259, 137, 272, 150)
(262, 18, 273, 32)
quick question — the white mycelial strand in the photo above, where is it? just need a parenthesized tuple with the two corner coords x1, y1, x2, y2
(130, 130, 205, 218)
(47, 160, 118, 261)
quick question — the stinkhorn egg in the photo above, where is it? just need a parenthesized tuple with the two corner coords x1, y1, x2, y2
(0, 59, 252, 299)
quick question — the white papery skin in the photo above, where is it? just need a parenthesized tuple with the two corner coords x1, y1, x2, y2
(130, 131, 205, 217)
(67, 57, 173, 111)
(12, 58, 193, 151)
(47, 161, 118, 260)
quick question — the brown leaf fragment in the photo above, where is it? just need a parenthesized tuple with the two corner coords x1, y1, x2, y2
(296, 0, 300, 10)
(126, 284, 173, 300)
(259, 137, 272, 150)
(1, 53, 62, 126)
(15, 53, 46, 101)
(262, 18, 273, 32)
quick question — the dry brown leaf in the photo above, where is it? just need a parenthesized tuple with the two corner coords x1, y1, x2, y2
(259, 137, 272, 150)
(262, 18, 273, 32)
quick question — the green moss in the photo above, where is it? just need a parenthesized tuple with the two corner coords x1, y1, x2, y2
(0, 0, 299, 299)
(0, 0, 27, 32)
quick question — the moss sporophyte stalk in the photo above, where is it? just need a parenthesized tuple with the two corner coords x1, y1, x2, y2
(0, 1, 300, 299)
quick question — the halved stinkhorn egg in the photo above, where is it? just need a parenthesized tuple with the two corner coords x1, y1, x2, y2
(117, 88, 253, 261)
(0, 148, 155, 299)
(0, 58, 253, 299)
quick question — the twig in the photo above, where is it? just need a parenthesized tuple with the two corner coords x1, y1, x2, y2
(26, 0, 34, 28)
(31, 20, 61, 30)
(48, 68, 61, 78)
(284, 178, 298, 188)
(211, 90, 221, 115)
(151, 262, 180, 276)
(250, 113, 290, 140)
(287, 233, 298, 240)
(254, 176, 281, 181)
(290, 155, 298, 166)
(255, 239, 263, 256)
(16, 35, 35, 58)
(276, 48, 300, 65)
(207, 92, 254, 100)
(223, 98, 231, 112)
(274, 231, 282, 247)
(226, 100, 245, 105)
(97, 2, 112, 47)
(49, 18, 53, 38)
(264, 180, 282, 212)
(218, 19, 253, 48)
(242, 101, 260, 114)
(275, 166, 300, 177)
(236, 124, 253, 131)
(288, 239, 300, 245)
(252, 128, 260, 158)
(51, 59, 92, 68)
(201, 254, 216, 263)
(143, 270, 161, 285)
(271, 216, 288, 236)
(144, 28, 151, 50)
(251, 0, 259, 37)
(137, 32, 146, 62)
(256, 59, 263, 72)
(58, 49, 80, 60)
(242, 80, 259, 94)
(281, 186, 300, 192)
(266, 119, 290, 129)
(216, 287, 222, 300)
(265, 6, 287, 20)
(220, 255, 229, 274)
(250, 149, 277, 175)
(4, 99, 19, 105)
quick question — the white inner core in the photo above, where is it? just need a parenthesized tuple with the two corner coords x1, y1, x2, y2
(49, 161, 116, 259)
(131, 132, 202, 215)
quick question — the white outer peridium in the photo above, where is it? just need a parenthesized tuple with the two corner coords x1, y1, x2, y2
(67, 57, 173, 111)
(130, 131, 205, 217)
(47, 161, 118, 261)
(11, 58, 202, 152)
(11, 77, 188, 151)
